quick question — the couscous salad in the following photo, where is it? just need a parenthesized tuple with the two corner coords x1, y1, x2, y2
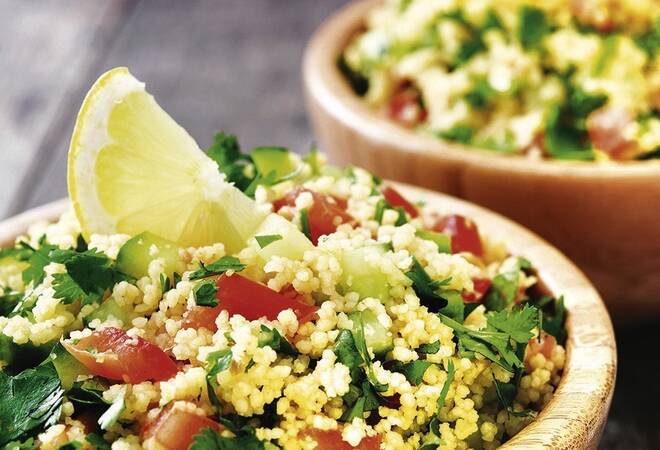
(341, 0, 660, 161)
(0, 69, 566, 450)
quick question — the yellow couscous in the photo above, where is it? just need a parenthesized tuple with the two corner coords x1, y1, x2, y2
(342, 0, 660, 161)
(0, 68, 567, 450)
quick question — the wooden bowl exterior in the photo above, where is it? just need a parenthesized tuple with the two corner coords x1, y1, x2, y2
(303, 0, 660, 322)
(0, 195, 616, 449)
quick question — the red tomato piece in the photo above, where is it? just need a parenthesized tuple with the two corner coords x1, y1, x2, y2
(273, 187, 354, 245)
(183, 275, 318, 331)
(381, 185, 418, 218)
(387, 85, 427, 128)
(63, 327, 177, 383)
(433, 214, 483, 256)
(462, 278, 492, 303)
(300, 428, 381, 450)
(587, 107, 639, 160)
(525, 333, 558, 373)
(142, 405, 221, 450)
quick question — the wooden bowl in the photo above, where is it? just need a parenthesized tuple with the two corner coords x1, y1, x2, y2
(303, 0, 660, 322)
(0, 193, 616, 449)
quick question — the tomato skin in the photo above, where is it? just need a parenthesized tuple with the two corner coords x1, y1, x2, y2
(183, 275, 318, 331)
(63, 327, 177, 383)
(142, 406, 221, 450)
(274, 188, 354, 245)
(381, 186, 418, 218)
(387, 85, 427, 128)
(300, 428, 381, 450)
(587, 107, 639, 160)
(525, 333, 558, 373)
(433, 214, 483, 257)
(462, 278, 492, 303)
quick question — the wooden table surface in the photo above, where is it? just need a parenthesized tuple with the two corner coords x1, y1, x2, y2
(0, 1, 657, 448)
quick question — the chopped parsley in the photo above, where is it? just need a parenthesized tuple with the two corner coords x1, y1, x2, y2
(190, 427, 265, 450)
(494, 377, 536, 417)
(189, 256, 246, 280)
(300, 208, 311, 240)
(405, 257, 450, 312)
(518, 6, 551, 50)
(194, 281, 219, 307)
(257, 325, 297, 356)
(437, 359, 455, 410)
(391, 360, 433, 385)
(98, 386, 125, 430)
(207, 132, 255, 192)
(0, 362, 64, 445)
(417, 341, 440, 354)
(85, 434, 111, 450)
(254, 234, 283, 249)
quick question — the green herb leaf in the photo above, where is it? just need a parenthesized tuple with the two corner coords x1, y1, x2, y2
(257, 325, 297, 356)
(300, 208, 311, 241)
(488, 305, 538, 344)
(518, 6, 550, 50)
(391, 360, 433, 385)
(194, 281, 219, 307)
(85, 434, 111, 450)
(55, 442, 82, 450)
(255, 235, 283, 249)
(98, 386, 125, 430)
(189, 256, 246, 280)
(436, 125, 474, 144)
(207, 133, 255, 192)
(190, 427, 266, 450)
(437, 359, 455, 410)
(0, 362, 64, 445)
(417, 341, 440, 354)
(207, 349, 233, 380)
(2, 438, 37, 450)
(539, 295, 567, 344)
(21, 239, 56, 286)
(405, 257, 449, 313)
(494, 378, 537, 417)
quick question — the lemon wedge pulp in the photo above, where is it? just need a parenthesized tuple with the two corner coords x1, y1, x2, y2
(67, 67, 265, 253)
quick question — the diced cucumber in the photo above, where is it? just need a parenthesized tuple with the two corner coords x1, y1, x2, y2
(116, 231, 181, 279)
(350, 309, 393, 355)
(250, 213, 314, 263)
(416, 230, 452, 254)
(49, 342, 89, 390)
(84, 297, 132, 328)
(251, 147, 300, 180)
(340, 244, 390, 302)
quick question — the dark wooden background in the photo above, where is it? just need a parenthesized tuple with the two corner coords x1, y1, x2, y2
(0, 1, 657, 448)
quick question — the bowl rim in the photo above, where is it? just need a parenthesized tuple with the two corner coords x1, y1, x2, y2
(303, 0, 660, 179)
(0, 195, 617, 448)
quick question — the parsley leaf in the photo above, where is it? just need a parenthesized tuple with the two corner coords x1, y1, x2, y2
(391, 360, 433, 385)
(417, 341, 440, 354)
(535, 295, 567, 344)
(207, 349, 233, 379)
(98, 386, 125, 430)
(0, 362, 64, 445)
(494, 378, 536, 417)
(437, 359, 455, 410)
(2, 438, 37, 450)
(190, 427, 265, 450)
(189, 256, 246, 280)
(300, 208, 311, 240)
(257, 325, 297, 356)
(194, 281, 219, 307)
(488, 305, 538, 343)
(635, 16, 660, 58)
(21, 239, 57, 286)
(207, 133, 255, 192)
(85, 434, 111, 450)
(55, 442, 82, 450)
(436, 125, 474, 144)
(254, 235, 283, 249)
(518, 6, 551, 50)
(405, 257, 449, 312)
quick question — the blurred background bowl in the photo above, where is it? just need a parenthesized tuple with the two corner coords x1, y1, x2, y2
(303, 0, 660, 322)
(0, 190, 616, 449)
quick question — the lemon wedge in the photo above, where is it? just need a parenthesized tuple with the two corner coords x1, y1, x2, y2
(67, 67, 266, 253)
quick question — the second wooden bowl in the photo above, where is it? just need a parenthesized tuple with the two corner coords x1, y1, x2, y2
(302, 0, 660, 322)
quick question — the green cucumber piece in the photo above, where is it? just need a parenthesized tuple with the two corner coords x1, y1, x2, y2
(49, 342, 89, 390)
(251, 147, 299, 180)
(84, 297, 132, 328)
(250, 213, 314, 263)
(416, 230, 452, 254)
(116, 231, 181, 279)
(340, 245, 390, 302)
(350, 309, 393, 355)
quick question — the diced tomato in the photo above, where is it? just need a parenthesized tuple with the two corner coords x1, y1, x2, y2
(387, 84, 427, 128)
(273, 187, 354, 245)
(381, 185, 418, 218)
(183, 274, 318, 331)
(63, 327, 177, 383)
(462, 278, 492, 303)
(300, 428, 381, 450)
(525, 333, 558, 373)
(587, 107, 639, 160)
(142, 405, 221, 450)
(432, 214, 483, 256)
